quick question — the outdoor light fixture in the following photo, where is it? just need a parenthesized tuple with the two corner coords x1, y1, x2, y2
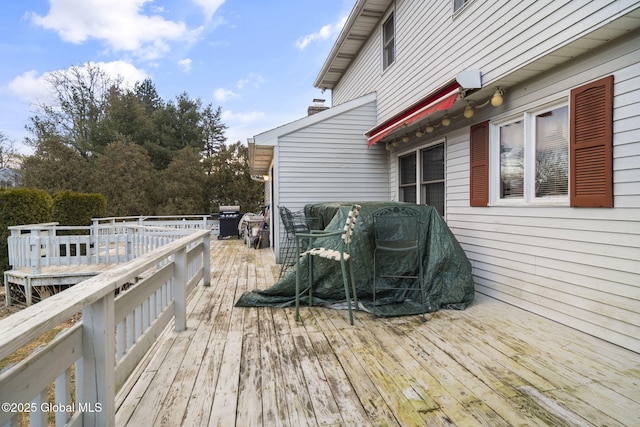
(393, 139, 399, 147)
(464, 104, 474, 118)
(491, 88, 504, 107)
(409, 87, 505, 137)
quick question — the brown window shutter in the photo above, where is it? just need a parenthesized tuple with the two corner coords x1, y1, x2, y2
(570, 75, 614, 207)
(470, 121, 489, 207)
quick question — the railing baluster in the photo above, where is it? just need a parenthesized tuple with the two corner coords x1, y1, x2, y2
(126, 312, 134, 351)
(116, 320, 125, 360)
(30, 389, 48, 427)
(174, 247, 187, 331)
(79, 292, 115, 426)
(55, 367, 72, 426)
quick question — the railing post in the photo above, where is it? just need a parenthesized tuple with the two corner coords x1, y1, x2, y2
(174, 247, 187, 331)
(203, 235, 211, 287)
(79, 292, 115, 427)
(30, 229, 40, 275)
(3, 272, 10, 306)
(127, 228, 135, 261)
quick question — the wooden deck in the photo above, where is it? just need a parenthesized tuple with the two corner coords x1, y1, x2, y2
(115, 239, 640, 426)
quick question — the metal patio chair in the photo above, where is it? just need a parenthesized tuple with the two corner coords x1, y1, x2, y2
(372, 205, 426, 320)
(278, 206, 312, 279)
(295, 204, 361, 325)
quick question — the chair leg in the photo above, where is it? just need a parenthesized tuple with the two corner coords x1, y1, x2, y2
(372, 248, 377, 306)
(340, 258, 354, 325)
(295, 255, 301, 321)
(418, 250, 426, 322)
(308, 256, 314, 307)
(348, 258, 358, 311)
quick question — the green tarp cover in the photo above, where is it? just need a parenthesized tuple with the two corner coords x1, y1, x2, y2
(235, 201, 474, 317)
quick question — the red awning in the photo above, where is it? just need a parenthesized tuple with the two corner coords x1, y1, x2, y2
(366, 82, 461, 147)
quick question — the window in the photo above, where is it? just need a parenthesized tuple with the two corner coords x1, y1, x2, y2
(399, 153, 416, 203)
(454, 0, 469, 13)
(399, 143, 446, 215)
(499, 120, 524, 199)
(382, 12, 395, 70)
(535, 107, 569, 197)
(422, 144, 445, 216)
(494, 104, 569, 204)
(469, 75, 614, 208)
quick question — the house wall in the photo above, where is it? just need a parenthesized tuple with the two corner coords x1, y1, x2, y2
(272, 98, 390, 261)
(388, 31, 640, 352)
(0, 168, 20, 188)
(333, 0, 640, 125)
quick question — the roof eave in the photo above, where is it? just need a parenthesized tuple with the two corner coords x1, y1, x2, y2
(314, 0, 394, 90)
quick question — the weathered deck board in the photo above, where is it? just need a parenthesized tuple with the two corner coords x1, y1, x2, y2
(116, 239, 640, 426)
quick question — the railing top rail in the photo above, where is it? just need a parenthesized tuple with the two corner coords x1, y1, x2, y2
(92, 214, 211, 222)
(0, 229, 211, 359)
(7, 222, 59, 230)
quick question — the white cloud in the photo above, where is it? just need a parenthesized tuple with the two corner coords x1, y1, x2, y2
(178, 58, 193, 72)
(6, 70, 53, 104)
(7, 61, 148, 104)
(29, 0, 201, 60)
(191, 0, 225, 22)
(295, 15, 348, 50)
(222, 110, 264, 125)
(214, 87, 240, 102)
(221, 110, 266, 144)
(236, 73, 265, 90)
(96, 60, 149, 85)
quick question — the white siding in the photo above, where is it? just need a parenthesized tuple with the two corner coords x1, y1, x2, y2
(276, 99, 389, 209)
(441, 37, 640, 352)
(271, 98, 390, 261)
(333, 0, 640, 126)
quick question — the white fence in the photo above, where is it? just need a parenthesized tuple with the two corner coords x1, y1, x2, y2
(0, 229, 211, 427)
(7, 215, 219, 273)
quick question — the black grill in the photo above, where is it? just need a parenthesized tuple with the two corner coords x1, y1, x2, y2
(218, 205, 241, 239)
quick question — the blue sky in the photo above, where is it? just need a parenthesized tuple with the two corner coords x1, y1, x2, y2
(0, 0, 354, 155)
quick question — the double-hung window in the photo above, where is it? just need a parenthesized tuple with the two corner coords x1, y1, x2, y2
(382, 12, 395, 70)
(494, 103, 569, 204)
(399, 143, 445, 216)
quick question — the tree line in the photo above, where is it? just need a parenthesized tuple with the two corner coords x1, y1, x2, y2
(4, 63, 264, 216)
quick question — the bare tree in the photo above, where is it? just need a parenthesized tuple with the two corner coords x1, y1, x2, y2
(0, 131, 19, 168)
(25, 63, 121, 159)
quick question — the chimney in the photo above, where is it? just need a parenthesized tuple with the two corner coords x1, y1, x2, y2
(307, 98, 329, 116)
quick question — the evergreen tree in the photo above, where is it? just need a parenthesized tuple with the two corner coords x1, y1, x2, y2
(22, 138, 93, 193)
(208, 142, 264, 213)
(93, 141, 156, 216)
(158, 147, 207, 215)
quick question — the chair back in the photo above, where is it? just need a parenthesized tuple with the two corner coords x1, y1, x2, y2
(279, 206, 308, 238)
(341, 204, 361, 245)
(372, 206, 420, 249)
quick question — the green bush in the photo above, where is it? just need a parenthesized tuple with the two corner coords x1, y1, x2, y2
(52, 191, 107, 226)
(0, 188, 53, 272)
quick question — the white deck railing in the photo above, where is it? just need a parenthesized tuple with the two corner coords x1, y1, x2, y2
(7, 215, 219, 273)
(0, 229, 211, 427)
